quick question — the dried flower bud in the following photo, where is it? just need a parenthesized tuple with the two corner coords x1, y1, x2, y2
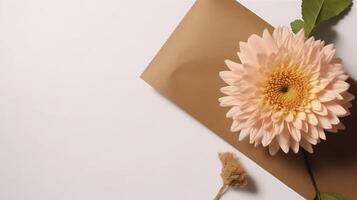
(213, 152, 247, 200)
(219, 152, 247, 187)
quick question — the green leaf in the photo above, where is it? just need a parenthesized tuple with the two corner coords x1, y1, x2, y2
(317, 0, 352, 23)
(314, 192, 344, 200)
(301, 0, 325, 36)
(290, 0, 353, 36)
(290, 19, 305, 33)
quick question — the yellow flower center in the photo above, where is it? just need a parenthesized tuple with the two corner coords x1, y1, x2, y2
(262, 67, 310, 112)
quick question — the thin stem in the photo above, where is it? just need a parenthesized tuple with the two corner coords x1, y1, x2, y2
(213, 184, 229, 200)
(302, 150, 321, 200)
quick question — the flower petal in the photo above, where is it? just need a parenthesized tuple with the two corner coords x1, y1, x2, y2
(269, 139, 280, 155)
(238, 128, 250, 141)
(219, 71, 240, 85)
(307, 113, 318, 125)
(277, 127, 290, 153)
(326, 103, 348, 116)
(317, 116, 332, 129)
(300, 139, 314, 153)
(224, 59, 244, 72)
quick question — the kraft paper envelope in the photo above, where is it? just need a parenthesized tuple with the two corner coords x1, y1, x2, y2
(141, 0, 357, 199)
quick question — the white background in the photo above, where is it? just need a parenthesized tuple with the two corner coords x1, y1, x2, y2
(0, 0, 356, 199)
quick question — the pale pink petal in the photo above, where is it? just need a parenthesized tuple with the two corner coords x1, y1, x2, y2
(226, 106, 240, 118)
(238, 128, 250, 141)
(300, 139, 314, 153)
(219, 96, 239, 107)
(219, 71, 240, 85)
(302, 133, 318, 145)
(290, 141, 300, 153)
(231, 120, 243, 132)
(277, 128, 290, 153)
(330, 80, 350, 93)
(317, 116, 332, 129)
(309, 125, 319, 139)
(307, 113, 318, 125)
(313, 105, 328, 116)
(301, 121, 309, 132)
(220, 86, 238, 95)
(318, 90, 337, 102)
(224, 59, 244, 72)
(326, 103, 348, 116)
(286, 123, 298, 141)
(311, 99, 322, 111)
(296, 111, 306, 121)
(326, 112, 340, 125)
(285, 112, 294, 122)
(318, 128, 326, 140)
(269, 139, 280, 155)
(292, 118, 302, 130)
(341, 92, 355, 102)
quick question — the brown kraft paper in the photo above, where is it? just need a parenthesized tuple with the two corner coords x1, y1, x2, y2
(140, 0, 357, 199)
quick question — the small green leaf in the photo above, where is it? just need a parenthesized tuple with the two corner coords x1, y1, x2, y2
(301, 0, 325, 36)
(315, 192, 344, 200)
(317, 0, 352, 23)
(290, 19, 305, 33)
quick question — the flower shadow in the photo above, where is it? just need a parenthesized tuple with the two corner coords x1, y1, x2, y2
(231, 176, 258, 194)
(309, 2, 357, 166)
(313, 79, 357, 165)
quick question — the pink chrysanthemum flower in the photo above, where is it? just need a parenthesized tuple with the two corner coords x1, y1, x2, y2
(219, 27, 354, 155)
